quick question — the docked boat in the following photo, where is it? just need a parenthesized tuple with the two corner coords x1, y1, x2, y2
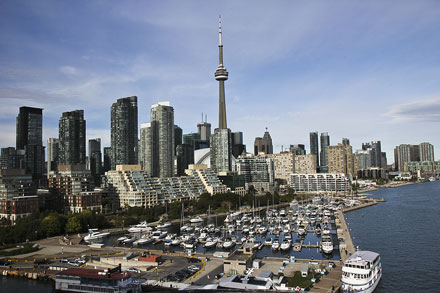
(297, 225, 306, 236)
(223, 239, 236, 250)
(341, 250, 382, 293)
(280, 239, 291, 251)
(157, 222, 171, 229)
(264, 237, 272, 246)
(190, 216, 204, 223)
(171, 237, 181, 246)
(293, 239, 302, 252)
(272, 239, 280, 250)
(128, 221, 152, 233)
(123, 236, 136, 244)
(84, 229, 110, 242)
(133, 236, 153, 245)
(320, 235, 333, 254)
(204, 238, 218, 248)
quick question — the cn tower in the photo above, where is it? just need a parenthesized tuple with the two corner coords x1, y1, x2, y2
(215, 16, 228, 129)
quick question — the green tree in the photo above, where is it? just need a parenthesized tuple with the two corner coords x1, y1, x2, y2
(41, 214, 65, 237)
(65, 216, 82, 234)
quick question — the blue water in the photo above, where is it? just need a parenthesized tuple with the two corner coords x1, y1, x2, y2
(0, 277, 54, 292)
(345, 180, 440, 292)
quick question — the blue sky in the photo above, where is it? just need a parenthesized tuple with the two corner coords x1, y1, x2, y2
(1, 0, 439, 162)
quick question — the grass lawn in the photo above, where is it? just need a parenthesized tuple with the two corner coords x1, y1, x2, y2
(287, 271, 323, 289)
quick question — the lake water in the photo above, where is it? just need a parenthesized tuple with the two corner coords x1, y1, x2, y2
(345, 180, 440, 292)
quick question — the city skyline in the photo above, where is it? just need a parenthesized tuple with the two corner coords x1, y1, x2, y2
(1, 1, 440, 161)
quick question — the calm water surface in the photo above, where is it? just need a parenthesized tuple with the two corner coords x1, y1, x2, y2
(345, 180, 440, 292)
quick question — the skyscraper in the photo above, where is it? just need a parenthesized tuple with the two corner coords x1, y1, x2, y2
(111, 96, 138, 169)
(309, 131, 319, 170)
(342, 138, 350, 146)
(362, 141, 382, 168)
(419, 142, 434, 161)
(174, 125, 183, 152)
(47, 138, 59, 175)
(103, 147, 112, 173)
(16, 106, 44, 179)
(320, 132, 330, 173)
(289, 144, 306, 155)
(394, 144, 420, 171)
(254, 128, 273, 155)
(58, 110, 86, 165)
(231, 131, 246, 158)
(141, 102, 175, 178)
(88, 138, 102, 184)
(197, 114, 211, 141)
(211, 16, 232, 173)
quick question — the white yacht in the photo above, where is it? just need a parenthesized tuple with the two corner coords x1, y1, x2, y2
(157, 222, 171, 229)
(280, 239, 291, 251)
(223, 238, 236, 250)
(84, 229, 110, 242)
(190, 216, 204, 223)
(341, 250, 382, 293)
(320, 235, 333, 254)
(133, 235, 153, 245)
(128, 222, 152, 233)
(272, 239, 280, 250)
(204, 238, 217, 248)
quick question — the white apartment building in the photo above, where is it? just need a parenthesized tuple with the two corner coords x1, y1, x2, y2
(290, 173, 350, 193)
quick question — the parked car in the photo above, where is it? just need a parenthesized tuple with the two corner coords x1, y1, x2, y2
(125, 267, 141, 273)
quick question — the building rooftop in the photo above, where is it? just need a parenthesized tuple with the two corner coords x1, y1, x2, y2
(56, 267, 130, 280)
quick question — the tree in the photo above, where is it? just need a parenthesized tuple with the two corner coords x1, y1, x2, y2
(41, 214, 65, 237)
(65, 216, 82, 234)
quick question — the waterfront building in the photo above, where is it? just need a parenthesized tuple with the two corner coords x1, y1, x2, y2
(65, 190, 102, 213)
(266, 152, 295, 184)
(328, 144, 357, 177)
(290, 173, 350, 193)
(294, 154, 317, 174)
(381, 152, 388, 169)
(59, 110, 86, 166)
(320, 132, 330, 173)
(48, 164, 94, 197)
(254, 128, 273, 155)
(0, 169, 38, 222)
(289, 144, 306, 155)
(111, 96, 138, 169)
(236, 153, 274, 192)
(394, 144, 421, 172)
(362, 141, 382, 168)
(419, 142, 435, 161)
(16, 106, 44, 180)
(106, 164, 226, 207)
(354, 149, 372, 170)
(55, 266, 141, 293)
(47, 138, 59, 176)
(309, 131, 319, 170)
(357, 168, 387, 179)
(0, 169, 36, 200)
(405, 161, 440, 174)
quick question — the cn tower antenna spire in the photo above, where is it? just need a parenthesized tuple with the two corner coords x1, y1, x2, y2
(215, 15, 228, 129)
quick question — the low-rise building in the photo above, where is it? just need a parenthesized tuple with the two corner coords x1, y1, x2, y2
(65, 191, 102, 213)
(290, 173, 350, 193)
(0, 195, 39, 222)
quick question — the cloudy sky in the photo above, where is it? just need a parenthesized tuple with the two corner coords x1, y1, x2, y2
(1, 0, 439, 162)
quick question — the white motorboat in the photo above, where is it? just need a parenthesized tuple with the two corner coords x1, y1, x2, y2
(190, 216, 204, 224)
(117, 235, 129, 242)
(297, 225, 306, 236)
(164, 240, 172, 246)
(157, 222, 171, 229)
(264, 237, 272, 246)
(84, 229, 110, 242)
(272, 239, 280, 250)
(204, 238, 217, 248)
(171, 237, 181, 246)
(341, 251, 382, 293)
(128, 221, 152, 233)
(133, 235, 153, 245)
(123, 236, 136, 244)
(280, 239, 291, 251)
(223, 239, 236, 250)
(321, 235, 333, 254)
